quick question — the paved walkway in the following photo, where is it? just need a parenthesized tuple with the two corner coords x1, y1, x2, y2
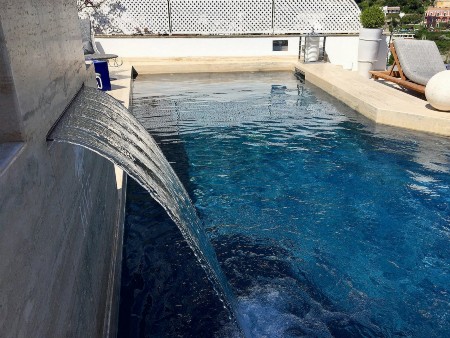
(108, 65, 133, 109)
(296, 62, 450, 137)
(121, 56, 297, 74)
(106, 62, 450, 137)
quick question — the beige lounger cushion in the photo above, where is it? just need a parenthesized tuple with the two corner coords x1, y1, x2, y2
(393, 39, 446, 86)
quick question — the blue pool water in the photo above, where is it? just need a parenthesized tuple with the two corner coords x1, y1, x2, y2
(118, 72, 450, 337)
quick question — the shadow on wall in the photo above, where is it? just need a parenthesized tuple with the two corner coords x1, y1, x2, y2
(79, 0, 126, 34)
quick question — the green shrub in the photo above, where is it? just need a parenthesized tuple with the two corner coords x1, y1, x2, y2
(402, 13, 423, 25)
(360, 6, 385, 29)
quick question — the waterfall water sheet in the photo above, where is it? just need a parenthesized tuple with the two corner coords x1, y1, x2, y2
(47, 86, 245, 337)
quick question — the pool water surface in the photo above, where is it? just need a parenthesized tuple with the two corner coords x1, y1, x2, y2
(118, 72, 450, 337)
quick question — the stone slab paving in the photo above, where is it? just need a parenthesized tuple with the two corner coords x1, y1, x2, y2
(108, 62, 450, 138)
(122, 56, 297, 74)
(296, 62, 450, 137)
(108, 65, 133, 109)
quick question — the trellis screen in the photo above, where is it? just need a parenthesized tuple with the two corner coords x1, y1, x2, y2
(274, 0, 361, 34)
(83, 0, 361, 35)
(170, 0, 273, 34)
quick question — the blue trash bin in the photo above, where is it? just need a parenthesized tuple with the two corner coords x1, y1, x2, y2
(93, 60, 111, 91)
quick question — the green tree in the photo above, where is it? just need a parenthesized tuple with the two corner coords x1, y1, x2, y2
(355, 0, 433, 14)
(402, 13, 423, 25)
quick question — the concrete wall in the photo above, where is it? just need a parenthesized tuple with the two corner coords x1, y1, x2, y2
(96, 35, 368, 73)
(96, 36, 300, 58)
(0, 0, 125, 337)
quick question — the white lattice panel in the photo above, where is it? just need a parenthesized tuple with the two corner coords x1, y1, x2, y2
(274, 0, 361, 34)
(89, 0, 170, 34)
(84, 0, 361, 35)
(170, 0, 273, 35)
(118, 0, 169, 34)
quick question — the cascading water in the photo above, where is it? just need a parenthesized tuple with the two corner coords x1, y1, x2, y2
(47, 86, 246, 337)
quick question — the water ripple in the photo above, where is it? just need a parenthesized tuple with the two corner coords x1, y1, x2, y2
(126, 71, 450, 337)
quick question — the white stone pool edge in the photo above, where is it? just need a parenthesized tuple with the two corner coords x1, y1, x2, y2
(114, 60, 450, 138)
(296, 62, 450, 138)
(101, 64, 132, 338)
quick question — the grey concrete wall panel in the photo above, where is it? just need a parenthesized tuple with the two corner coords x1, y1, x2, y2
(0, 0, 125, 337)
(0, 0, 85, 141)
(0, 22, 23, 142)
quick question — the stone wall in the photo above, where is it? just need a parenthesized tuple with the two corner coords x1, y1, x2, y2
(0, 0, 125, 336)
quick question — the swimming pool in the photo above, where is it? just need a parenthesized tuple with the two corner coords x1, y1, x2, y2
(119, 72, 450, 337)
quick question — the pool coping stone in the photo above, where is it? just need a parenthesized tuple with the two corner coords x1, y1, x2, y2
(296, 62, 450, 137)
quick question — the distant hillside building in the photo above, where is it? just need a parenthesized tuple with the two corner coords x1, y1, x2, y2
(382, 6, 400, 15)
(425, 5, 450, 28)
(435, 1, 450, 8)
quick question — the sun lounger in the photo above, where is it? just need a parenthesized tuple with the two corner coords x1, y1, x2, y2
(370, 39, 446, 94)
(79, 17, 121, 66)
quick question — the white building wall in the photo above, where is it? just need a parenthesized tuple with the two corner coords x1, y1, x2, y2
(96, 35, 369, 71)
(96, 37, 301, 58)
(325, 36, 359, 70)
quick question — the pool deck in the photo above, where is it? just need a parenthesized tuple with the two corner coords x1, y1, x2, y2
(121, 56, 298, 74)
(108, 65, 133, 108)
(296, 62, 450, 137)
(107, 62, 450, 138)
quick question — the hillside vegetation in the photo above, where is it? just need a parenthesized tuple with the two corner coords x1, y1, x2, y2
(355, 0, 433, 13)
(356, 1, 450, 56)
